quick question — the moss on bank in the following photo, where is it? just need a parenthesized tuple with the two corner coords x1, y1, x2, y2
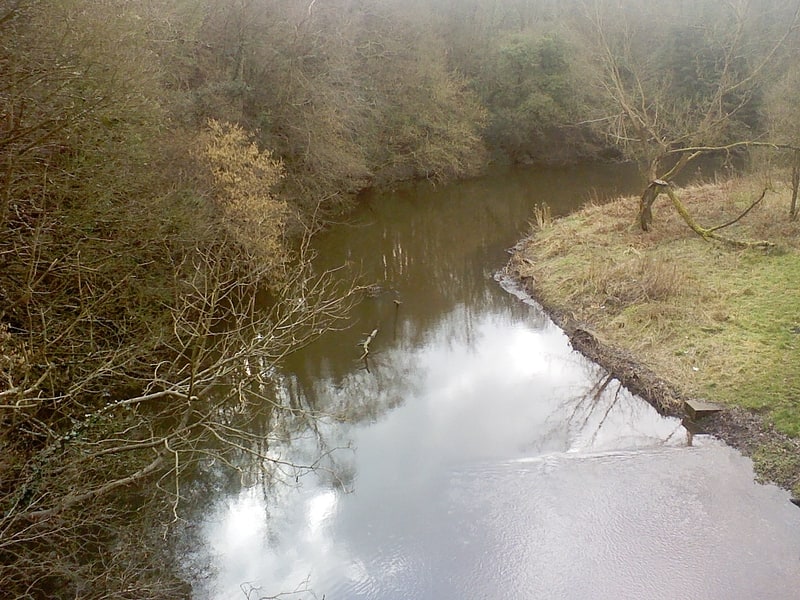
(508, 177, 800, 496)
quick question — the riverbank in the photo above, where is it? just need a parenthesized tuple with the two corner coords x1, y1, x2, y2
(507, 176, 800, 497)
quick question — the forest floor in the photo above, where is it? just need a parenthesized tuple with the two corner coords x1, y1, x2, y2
(506, 175, 800, 498)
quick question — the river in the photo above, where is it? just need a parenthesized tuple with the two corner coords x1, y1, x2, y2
(188, 164, 800, 599)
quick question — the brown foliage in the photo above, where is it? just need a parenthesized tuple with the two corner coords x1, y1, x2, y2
(196, 119, 290, 277)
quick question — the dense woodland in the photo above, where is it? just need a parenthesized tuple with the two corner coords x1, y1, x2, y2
(2, 0, 800, 597)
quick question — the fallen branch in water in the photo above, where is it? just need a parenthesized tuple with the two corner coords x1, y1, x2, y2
(359, 328, 379, 361)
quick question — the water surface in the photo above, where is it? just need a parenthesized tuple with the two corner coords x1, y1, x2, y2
(194, 164, 800, 599)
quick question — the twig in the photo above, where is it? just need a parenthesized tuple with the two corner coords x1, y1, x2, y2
(707, 188, 767, 232)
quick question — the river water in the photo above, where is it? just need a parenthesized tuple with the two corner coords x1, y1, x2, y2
(190, 164, 800, 599)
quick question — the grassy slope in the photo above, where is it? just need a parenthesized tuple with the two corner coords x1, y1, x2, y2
(510, 177, 800, 492)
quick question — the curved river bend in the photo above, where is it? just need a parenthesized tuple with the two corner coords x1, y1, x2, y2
(190, 164, 800, 599)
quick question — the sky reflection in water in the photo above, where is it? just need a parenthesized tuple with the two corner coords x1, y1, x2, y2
(197, 166, 800, 599)
(198, 294, 800, 600)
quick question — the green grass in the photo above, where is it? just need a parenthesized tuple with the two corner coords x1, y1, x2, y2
(698, 252, 800, 429)
(752, 441, 800, 496)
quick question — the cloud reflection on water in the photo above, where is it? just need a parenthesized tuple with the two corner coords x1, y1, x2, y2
(193, 164, 800, 599)
(197, 300, 696, 599)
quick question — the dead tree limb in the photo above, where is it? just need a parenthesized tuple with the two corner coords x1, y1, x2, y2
(707, 189, 767, 233)
(359, 328, 378, 361)
(655, 181, 773, 249)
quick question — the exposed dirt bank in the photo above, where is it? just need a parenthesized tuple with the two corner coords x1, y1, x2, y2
(506, 178, 800, 498)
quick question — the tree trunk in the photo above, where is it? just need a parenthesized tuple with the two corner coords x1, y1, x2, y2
(639, 179, 667, 231)
(791, 149, 799, 221)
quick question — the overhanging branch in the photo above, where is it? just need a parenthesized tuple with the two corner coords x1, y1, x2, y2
(665, 140, 800, 156)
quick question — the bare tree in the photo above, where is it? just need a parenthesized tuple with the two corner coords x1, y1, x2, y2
(0, 232, 357, 598)
(0, 4, 358, 596)
(586, 0, 800, 235)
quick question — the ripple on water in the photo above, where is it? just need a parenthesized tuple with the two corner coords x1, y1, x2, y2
(308, 443, 800, 600)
